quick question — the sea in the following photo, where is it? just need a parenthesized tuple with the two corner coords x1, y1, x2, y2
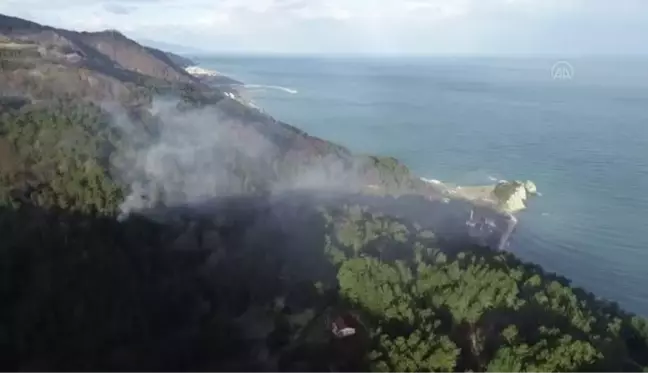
(194, 55, 648, 316)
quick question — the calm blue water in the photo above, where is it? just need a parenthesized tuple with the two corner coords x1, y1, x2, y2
(196, 55, 648, 316)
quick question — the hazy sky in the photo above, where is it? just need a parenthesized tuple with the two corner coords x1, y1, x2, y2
(1, 0, 647, 55)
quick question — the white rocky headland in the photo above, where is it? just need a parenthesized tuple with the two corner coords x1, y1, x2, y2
(421, 178, 539, 213)
(492, 180, 539, 212)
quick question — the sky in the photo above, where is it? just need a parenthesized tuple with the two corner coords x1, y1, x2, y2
(1, 0, 648, 55)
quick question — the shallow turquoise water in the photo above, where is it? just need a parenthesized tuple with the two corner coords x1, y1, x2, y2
(196, 55, 648, 315)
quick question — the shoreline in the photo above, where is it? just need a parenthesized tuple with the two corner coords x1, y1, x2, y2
(185, 62, 533, 251)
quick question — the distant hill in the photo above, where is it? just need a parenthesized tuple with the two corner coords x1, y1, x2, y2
(136, 37, 207, 54)
(0, 14, 196, 84)
(77, 29, 197, 83)
(163, 50, 195, 68)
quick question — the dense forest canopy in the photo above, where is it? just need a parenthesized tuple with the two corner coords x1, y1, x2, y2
(1, 93, 648, 372)
(1, 12, 648, 372)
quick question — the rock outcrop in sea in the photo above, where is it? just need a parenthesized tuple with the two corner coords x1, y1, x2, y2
(493, 180, 539, 213)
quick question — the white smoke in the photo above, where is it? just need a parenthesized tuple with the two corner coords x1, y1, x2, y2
(110, 97, 279, 219)
(105, 94, 418, 222)
(101, 95, 516, 251)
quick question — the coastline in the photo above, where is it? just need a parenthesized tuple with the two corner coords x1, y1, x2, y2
(184, 63, 533, 251)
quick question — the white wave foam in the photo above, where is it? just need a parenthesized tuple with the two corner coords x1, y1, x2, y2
(488, 175, 498, 181)
(185, 66, 220, 77)
(420, 177, 442, 185)
(240, 84, 298, 94)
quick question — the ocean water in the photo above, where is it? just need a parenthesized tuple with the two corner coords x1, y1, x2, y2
(195, 55, 648, 316)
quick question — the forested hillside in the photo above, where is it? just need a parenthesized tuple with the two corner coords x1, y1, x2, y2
(1, 13, 648, 372)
